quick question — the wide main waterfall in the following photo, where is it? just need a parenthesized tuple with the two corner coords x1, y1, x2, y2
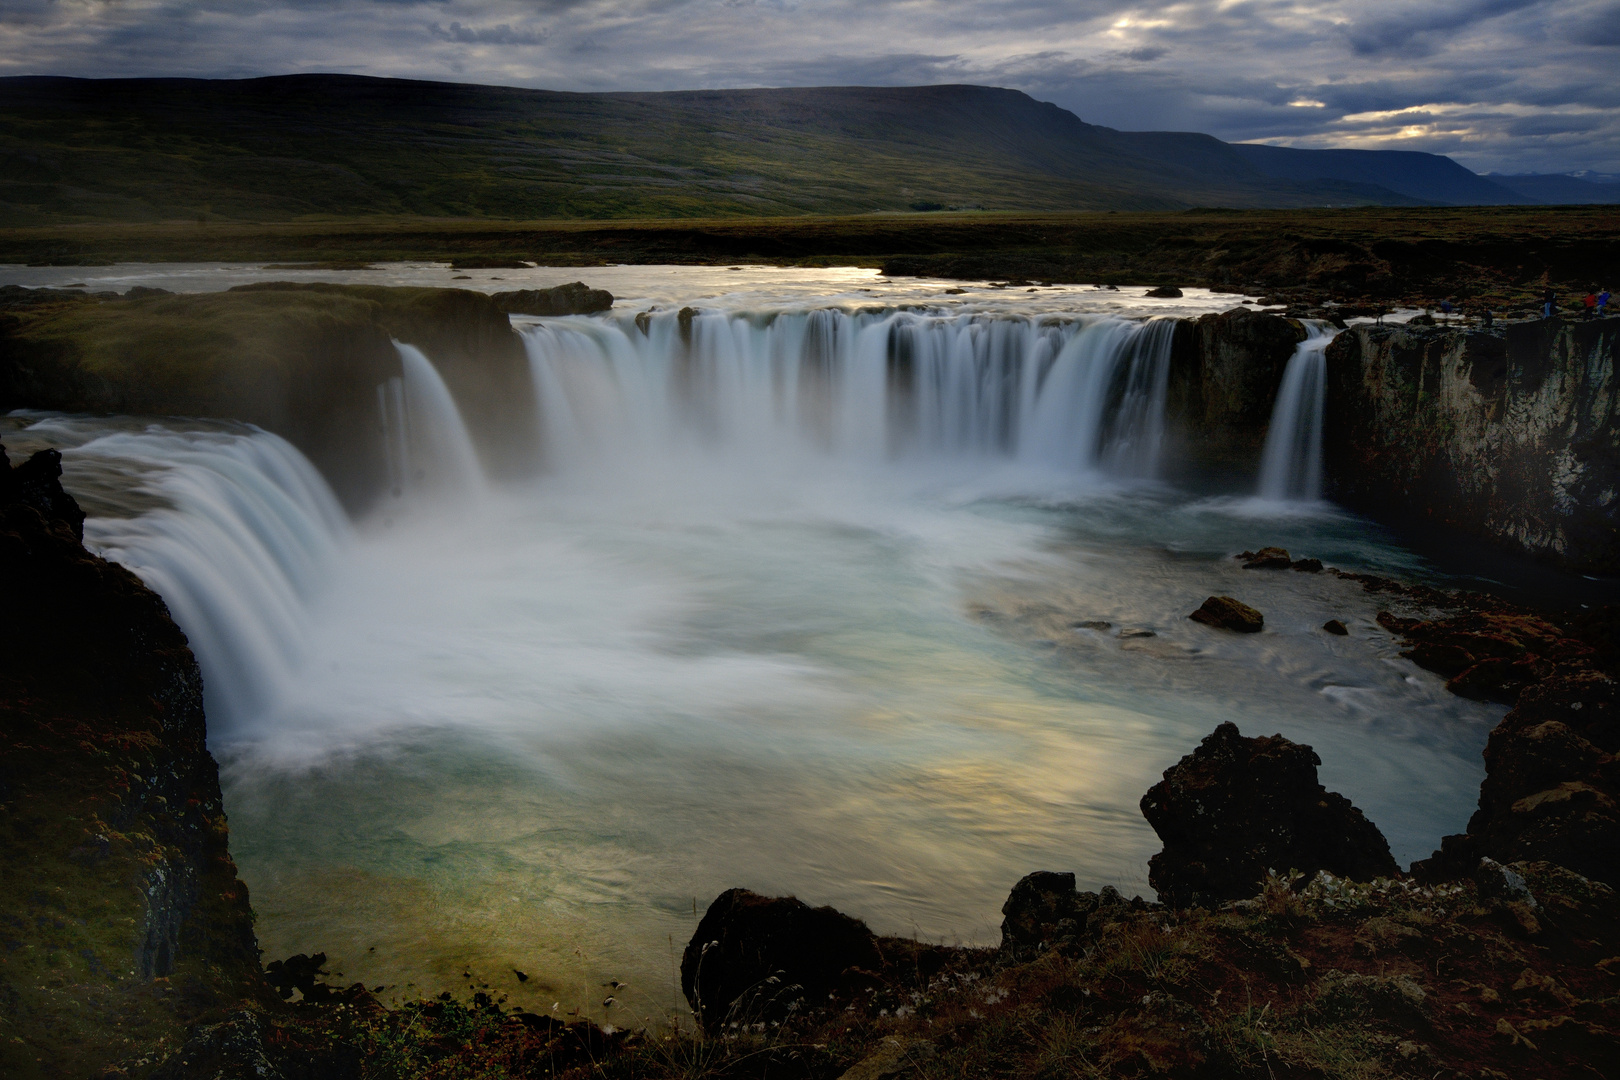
(522, 310, 1178, 479)
(2, 275, 1507, 1027)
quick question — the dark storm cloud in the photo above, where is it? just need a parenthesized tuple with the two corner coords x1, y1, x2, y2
(1338, 0, 1545, 58)
(1, 0, 1617, 172)
(430, 21, 549, 45)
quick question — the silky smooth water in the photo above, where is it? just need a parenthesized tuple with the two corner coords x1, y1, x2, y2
(1257, 325, 1335, 503)
(0, 269, 1504, 1026)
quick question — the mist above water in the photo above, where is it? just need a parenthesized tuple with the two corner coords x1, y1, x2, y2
(2, 288, 1500, 1024)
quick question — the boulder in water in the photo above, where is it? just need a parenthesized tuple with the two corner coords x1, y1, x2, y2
(681, 888, 880, 1032)
(1141, 722, 1398, 906)
(490, 282, 613, 316)
(1189, 595, 1264, 633)
(1240, 546, 1292, 569)
(1145, 285, 1183, 298)
(1323, 619, 1349, 636)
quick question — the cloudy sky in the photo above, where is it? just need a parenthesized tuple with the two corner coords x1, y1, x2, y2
(2, 0, 1617, 174)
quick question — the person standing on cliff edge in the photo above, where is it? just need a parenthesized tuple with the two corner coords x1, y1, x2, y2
(1543, 286, 1558, 319)
(1584, 289, 1599, 319)
(1600, 287, 1611, 317)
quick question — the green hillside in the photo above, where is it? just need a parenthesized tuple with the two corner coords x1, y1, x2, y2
(0, 75, 1426, 224)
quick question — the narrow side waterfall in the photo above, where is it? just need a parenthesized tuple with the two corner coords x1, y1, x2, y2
(10, 281, 1508, 1025)
(521, 311, 1180, 477)
(1257, 326, 1335, 501)
(393, 342, 486, 495)
(69, 424, 352, 731)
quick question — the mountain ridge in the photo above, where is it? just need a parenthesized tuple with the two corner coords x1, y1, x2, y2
(0, 74, 1546, 223)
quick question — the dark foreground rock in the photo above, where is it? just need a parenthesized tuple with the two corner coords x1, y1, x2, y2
(681, 887, 883, 1032)
(1189, 595, 1264, 632)
(491, 281, 614, 316)
(999, 872, 1142, 960)
(1141, 721, 1398, 906)
(652, 859, 1620, 1080)
(0, 441, 263, 1078)
(1415, 669, 1620, 888)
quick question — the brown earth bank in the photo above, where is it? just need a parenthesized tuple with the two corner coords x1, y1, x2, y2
(1, 206, 1616, 315)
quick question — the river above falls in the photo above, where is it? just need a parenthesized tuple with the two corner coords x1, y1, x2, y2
(1, 266, 1503, 1026)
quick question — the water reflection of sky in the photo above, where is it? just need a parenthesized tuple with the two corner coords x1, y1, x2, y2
(0, 261, 1263, 319)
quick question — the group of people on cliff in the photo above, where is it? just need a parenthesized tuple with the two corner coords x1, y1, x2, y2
(1543, 285, 1610, 319)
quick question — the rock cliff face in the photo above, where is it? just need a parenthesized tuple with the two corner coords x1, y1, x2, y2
(1166, 307, 1307, 475)
(0, 441, 264, 1079)
(0, 283, 544, 509)
(1323, 316, 1620, 572)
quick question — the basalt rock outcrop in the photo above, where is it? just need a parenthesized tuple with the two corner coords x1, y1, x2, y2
(0, 283, 544, 509)
(1414, 669, 1620, 888)
(0, 440, 264, 1078)
(1323, 316, 1620, 573)
(1188, 595, 1265, 632)
(491, 281, 614, 316)
(998, 872, 1142, 960)
(1166, 307, 1307, 474)
(681, 888, 883, 1032)
(1377, 608, 1593, 704)
(1141, 722, 1398, 906)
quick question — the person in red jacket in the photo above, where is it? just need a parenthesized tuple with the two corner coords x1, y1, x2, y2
(1585, 289, 1599, 319)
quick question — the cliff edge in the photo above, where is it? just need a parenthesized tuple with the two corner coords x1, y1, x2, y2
(1324, 316, 1620, 573)
(0, 441, 265, 1080)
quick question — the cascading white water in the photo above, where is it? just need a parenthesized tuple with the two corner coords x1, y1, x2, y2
(520, 310, 1180, 477)
(63, 424, 353, 730)
(1256, 325, 1336, 501)
(26, 339, 489, 732)
(394, 342, 485, 495)
(6, 284, 1504, 1027)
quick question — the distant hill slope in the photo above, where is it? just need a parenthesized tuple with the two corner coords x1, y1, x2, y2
(0, 75, 1494, 224)
(1230, 144, 1531, 207)
(1488, 173, 1620, 205)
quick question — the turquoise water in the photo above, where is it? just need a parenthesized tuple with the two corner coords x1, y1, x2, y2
(0, 268, 1503, 1026)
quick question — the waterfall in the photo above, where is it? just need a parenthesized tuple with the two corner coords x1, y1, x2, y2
(521, 310, 1180, 477)
(394, 342, 485, 495)
(70, 424, 352, 732)
(1257, 326, 1335, 502)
